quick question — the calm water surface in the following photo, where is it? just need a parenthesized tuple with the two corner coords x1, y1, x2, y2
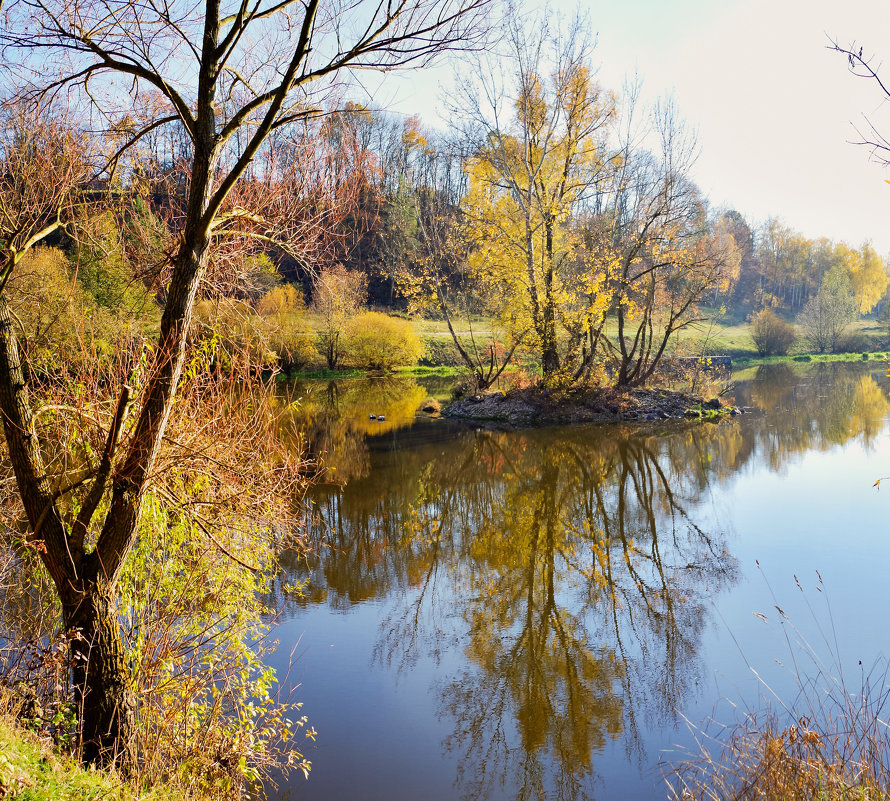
(267, 363, 890, 801)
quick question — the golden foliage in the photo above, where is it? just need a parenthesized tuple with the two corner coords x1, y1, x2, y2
(343, 312, 422, 370)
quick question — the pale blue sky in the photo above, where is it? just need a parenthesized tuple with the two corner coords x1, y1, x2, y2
(366, 0, 890, 251)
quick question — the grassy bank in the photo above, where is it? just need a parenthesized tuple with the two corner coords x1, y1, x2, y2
(288, 365, 463, 381)
(280, 313, 890, 380)
(733, 351, 888, 367)
(676, 314, 889, 354)
(0, 717, 186, 800)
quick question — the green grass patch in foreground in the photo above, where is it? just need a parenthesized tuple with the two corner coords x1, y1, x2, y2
(0, 717, 186, 800)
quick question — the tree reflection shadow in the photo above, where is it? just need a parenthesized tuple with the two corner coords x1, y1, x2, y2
(386, 427, 736, 801)
(290, 421, 737, 800)
(273, 362, 890, 801)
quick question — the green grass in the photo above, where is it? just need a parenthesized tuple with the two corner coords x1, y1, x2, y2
(413, 316, 498, 337)
(669, 316, 890, 364)
(289, 367, 366, 380)
(286, 365, 465, 381)
(396, 365, 465, 377)
(675, 319, 759, 356)
(733, 352, 888, 368)
(0, 717, 186, 800)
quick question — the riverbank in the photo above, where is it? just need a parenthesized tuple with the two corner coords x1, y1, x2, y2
(443, 386, 741, 427)
(733, 350, 888, 367)
(0, 716, 186, 800)
(284, 350, 888, 383)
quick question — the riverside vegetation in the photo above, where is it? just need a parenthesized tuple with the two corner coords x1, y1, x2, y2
(0, 2, 889, 801)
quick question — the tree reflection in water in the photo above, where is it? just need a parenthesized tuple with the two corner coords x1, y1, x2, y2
(291, 422, 738, 800)
(272, 363, 890, 801)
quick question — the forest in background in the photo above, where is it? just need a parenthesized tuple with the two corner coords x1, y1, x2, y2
(2, 1, 890, 799)
(13, 77, 890, 395)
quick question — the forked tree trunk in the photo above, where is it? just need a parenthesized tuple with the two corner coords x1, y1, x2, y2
(540, 221, 560, 380)
(0, 296, 137, 766)
(0, 238, 212, 769)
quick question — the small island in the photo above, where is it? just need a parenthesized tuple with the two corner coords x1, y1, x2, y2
(443, 386, 742, 427)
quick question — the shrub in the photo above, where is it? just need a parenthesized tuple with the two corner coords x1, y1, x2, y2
(312, 266, 366, 369)
(6, 246, 132, 375)
(257, 285, 318, 372)
(799, 266, 858, 353)
(270, 331, 318, 373)
(194, 298, 277, 374)
(750, 309, 796, 356)
(836, 332, 871, 353)
(257, 283, 305, 317)
(72, 211, 158, 330)
(343, 312, 423, 370)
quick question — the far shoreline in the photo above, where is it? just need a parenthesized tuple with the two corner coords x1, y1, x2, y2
(282, 349, 888, 383)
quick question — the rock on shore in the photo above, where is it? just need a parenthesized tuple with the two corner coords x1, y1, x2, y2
(442, 386, 741, 427)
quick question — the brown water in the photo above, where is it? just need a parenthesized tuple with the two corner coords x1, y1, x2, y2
(267, 362, 890, 801)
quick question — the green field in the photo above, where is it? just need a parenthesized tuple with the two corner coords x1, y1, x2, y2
(293, 312, 890, 378)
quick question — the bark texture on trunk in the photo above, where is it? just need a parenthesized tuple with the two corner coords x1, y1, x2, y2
(64, 580, 137, 768)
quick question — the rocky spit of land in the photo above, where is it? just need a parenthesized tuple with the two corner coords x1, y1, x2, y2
(442, 386, 746, 428)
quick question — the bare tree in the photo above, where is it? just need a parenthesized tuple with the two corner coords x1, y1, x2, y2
(584, 99, 738, 387)
(0, 0, 490, 767)
(313, 264, 367, 369)
(830, 39, 890, 166)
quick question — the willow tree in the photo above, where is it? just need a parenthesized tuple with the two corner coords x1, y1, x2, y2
(0, 0, 489, 767)
(457, 13, 617, 382)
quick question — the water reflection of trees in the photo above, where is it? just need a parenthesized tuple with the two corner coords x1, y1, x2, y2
(731, 363, 890, 473)
(282, 377, 429, 484)
(283, 423, 738, 800)
(272, 363, 890, 800)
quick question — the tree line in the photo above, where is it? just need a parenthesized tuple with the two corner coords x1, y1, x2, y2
(0, 0, 889, 790)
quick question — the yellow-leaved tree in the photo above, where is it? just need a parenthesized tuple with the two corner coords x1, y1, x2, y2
(576, 99, 742, 387)
(457, 13, 617, 383)
(844, 243, 889, 314)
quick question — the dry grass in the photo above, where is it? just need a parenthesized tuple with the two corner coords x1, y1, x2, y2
(667, 576, 890, 801)
(670, 701, 890, 800)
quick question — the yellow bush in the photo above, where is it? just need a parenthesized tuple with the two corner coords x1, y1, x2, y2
(269, 330, 318, 372)
(257, 283, 305, 317)
(257, 285, 317, 372)
(343, 312, 422, 370)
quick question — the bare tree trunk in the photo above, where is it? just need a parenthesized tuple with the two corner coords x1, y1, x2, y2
(540, 219, 560, 378)
(64, 580, 137, 767)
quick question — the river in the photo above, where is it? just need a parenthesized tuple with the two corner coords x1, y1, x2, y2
(265, 362, 890, 801)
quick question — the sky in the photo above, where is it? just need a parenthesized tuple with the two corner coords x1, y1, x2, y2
(369, 0, 890, 253)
